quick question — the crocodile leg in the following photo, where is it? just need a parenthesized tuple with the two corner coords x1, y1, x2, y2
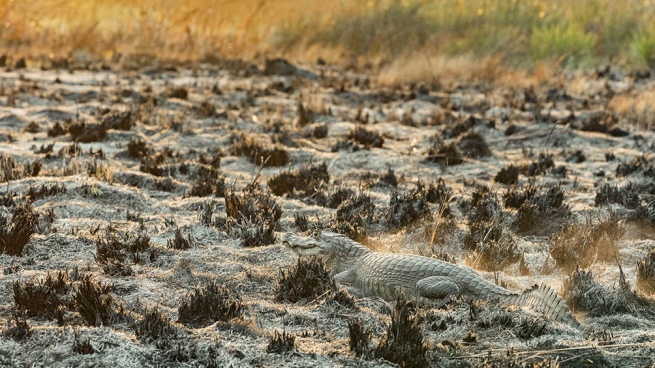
(416, 276, 460, 299)
(333, 268, 356, 284)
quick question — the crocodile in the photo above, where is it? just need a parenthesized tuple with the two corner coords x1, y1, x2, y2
(281, 230, 580, 328)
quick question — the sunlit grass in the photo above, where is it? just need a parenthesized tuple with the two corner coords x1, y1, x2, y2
(1, 0, 654, 76)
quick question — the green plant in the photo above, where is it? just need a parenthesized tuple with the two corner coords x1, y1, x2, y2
(531, 22, 596, 66)
(631, 26, 655, 68)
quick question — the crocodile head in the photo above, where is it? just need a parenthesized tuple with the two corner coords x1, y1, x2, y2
(281, 230, 341, 257)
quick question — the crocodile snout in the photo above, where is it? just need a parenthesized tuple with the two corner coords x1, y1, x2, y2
(280, 233, 295, 247)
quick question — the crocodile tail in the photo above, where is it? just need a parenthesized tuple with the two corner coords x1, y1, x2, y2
(505, 284, 580, 328)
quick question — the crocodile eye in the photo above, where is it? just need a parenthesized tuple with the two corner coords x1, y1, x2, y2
(311, 229, 321, 238)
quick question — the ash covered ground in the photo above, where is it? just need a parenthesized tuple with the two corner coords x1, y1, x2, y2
(1, 60, 655, 367)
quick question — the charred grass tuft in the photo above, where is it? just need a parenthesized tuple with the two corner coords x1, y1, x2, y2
(3, 312, 31, 341)
(225, 185, 282, 247)
(189, 165, 226, 197)
(0, 154, 41, 183)
(511, 185, 570, 236)
(375, 299, 427, 368)
(0, 202, 39, 256)
(25, 183, 67, 201)
(267, 162, 329, 198)
(232, 134, 288, 167)
(267, 330, 296, 354)
(74, 274, 123, 326)
(332, 192, 375, 242)
(135, 307, 177, 343)
(387, 187, 432, 231)
(348, 127, 384, 149)
(167, 227, 193, 250)
(13, 271, 74, 322)
(95, 230, 155, 276)
(637, 248, 655, 295)
(177, 282, 244, 328)
(595, 182, 642, 209)
(464, 187, 519, 271)
(348, 319, 373, 358)
(275, 257, 332, 304)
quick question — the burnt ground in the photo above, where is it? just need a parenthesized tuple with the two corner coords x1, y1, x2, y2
(0, 61, 655, 367)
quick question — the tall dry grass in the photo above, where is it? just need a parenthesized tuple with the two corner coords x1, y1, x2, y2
(1, 0, 654, 80)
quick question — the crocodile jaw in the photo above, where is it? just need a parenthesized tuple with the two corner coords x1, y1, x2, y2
(281, 232, 326, 257)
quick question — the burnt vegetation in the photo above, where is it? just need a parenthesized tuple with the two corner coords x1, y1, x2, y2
(464, 187, 520, 271)
(231, 134, 288, 167)
(13, 269, 128, 328)
(375, 299, 427, 368)
(426, 131, 491, 166)
(267, 330, 296, 354)
(5, 43, 655, 368)
(494, 164, 519, 185)
(0, 202, 39, 256)
(520, 153, 554, 177)
(95, 230, 155, 276)
(347, 127, 384, 148)
(348, 319, 373, 358)
(332, 192, 375, 242)
(68, 121, 108, 143)
(275, 257, 333, 304)
(637, 248, 655, 295)
(25, 183, 67, 201)
(13, 271, 73, 322)
(177, 282, 244, 328)
(616, 156, 655, 182)
(0, 154, 41, 183)
(189, 165, 226, 197)
(167, 227, 193, 250)
(224, 184, 282, 247)
(267, 162, 329, 198)
(595, 182, 642, 209)
(127, 138, 150, 159)
(3, 312, 31, 341)
(387, 187, 431, 231)
(139, 147, 178, 177)
(509, 185, 570, 236)
(74, 274, 124, 326)
(134, 307, 177, 343)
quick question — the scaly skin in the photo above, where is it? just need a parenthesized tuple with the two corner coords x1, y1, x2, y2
(281, 230, 580, 328)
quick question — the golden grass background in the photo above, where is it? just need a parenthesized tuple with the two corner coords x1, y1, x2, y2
(2, 0, 655, 82)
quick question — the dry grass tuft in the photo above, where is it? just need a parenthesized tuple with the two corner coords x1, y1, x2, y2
(563, 267, 655, 318)
(550, 217, 624, 272)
